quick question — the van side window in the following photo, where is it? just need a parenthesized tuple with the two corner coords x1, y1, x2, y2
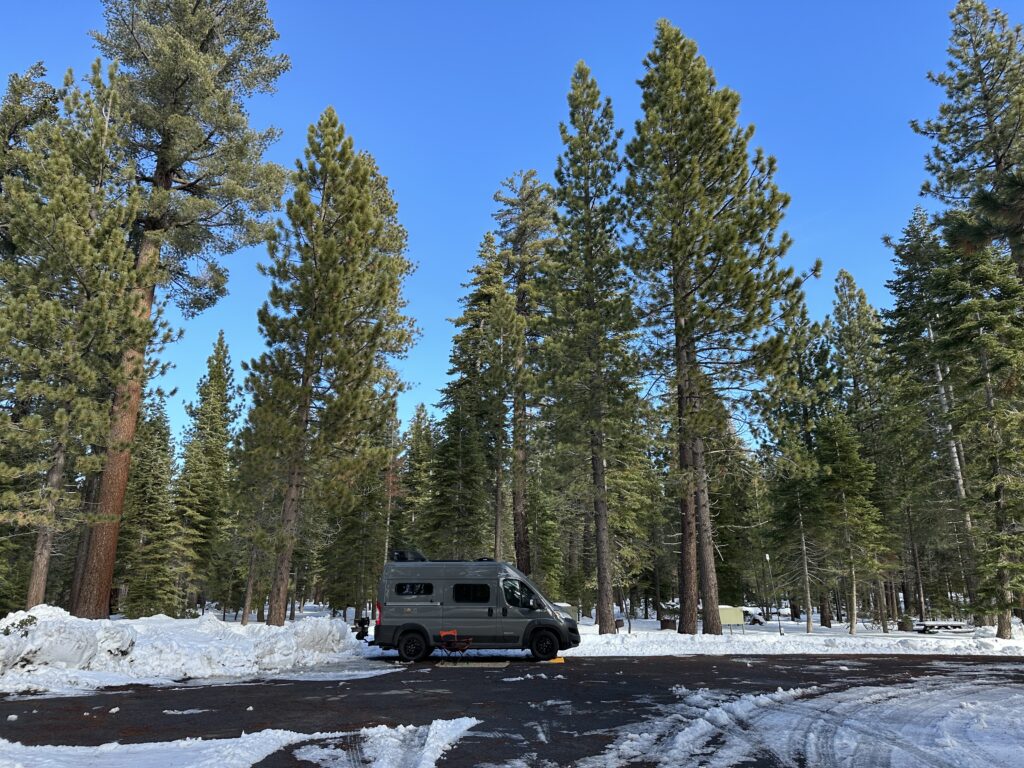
(395, 582, 433, 597)
(453, 583, 490, 603)
(502, 579, 536, 608)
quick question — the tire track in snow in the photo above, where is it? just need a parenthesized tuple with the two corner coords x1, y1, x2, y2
(578, 674, 1024, 768)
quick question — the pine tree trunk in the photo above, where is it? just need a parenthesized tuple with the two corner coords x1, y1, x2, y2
(591, 430, 616, 635)
(511, 384, 531, 573)
(493, 440, 504, 560)
(73, 234, 159, 619)
(819, 593, 832, 628)
(693, 436, 721, 635)
(676, 439, 698, 635)
(673, 265, 699, 635)
(240, 546, 258, 626)
(877, 578, 889, 633)
(797, 498, 813, 635)
(26, 444, 67, 609)
(848, 561, 858, 636)
(256, 596, 265, 624)
(268, 463, 304, 625)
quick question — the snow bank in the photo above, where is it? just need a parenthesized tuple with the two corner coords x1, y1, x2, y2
(0, 605, 362, 695)
(0, 717, 481, 768)
(564, 617, 1024, 657)
(0, 727, 349, 768)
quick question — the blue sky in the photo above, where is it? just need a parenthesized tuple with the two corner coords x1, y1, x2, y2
(5, 1, 1015, 438)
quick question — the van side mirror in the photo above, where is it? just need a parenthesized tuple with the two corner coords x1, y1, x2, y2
(527, 597, 538, 610)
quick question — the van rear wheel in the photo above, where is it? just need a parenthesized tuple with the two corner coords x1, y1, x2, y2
(529, 629, 558, 661)
(397, 631, 431, 662)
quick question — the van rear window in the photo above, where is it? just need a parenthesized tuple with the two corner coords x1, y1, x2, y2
(395, 582, 433, 596)
(453, 583, 490, 603)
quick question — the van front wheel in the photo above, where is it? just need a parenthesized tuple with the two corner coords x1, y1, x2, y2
(529, 629, 559, 661)
(397, 631, 431, 662)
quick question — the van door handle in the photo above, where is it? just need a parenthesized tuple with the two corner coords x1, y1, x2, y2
(487, 608, 493, 617)
(502, 607, 508, 617)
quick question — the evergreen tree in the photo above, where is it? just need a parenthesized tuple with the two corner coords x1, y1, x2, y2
(543, 62, 638, 634)
(118, 397, 188, 618)
(625, 19, 807, 634)
(493, 170, 555, 573)
(0, 63, 147, 608)
(398, 404, 438, 551)
(75, 0, 289, 618)
(440, 232, 521, 558)
(0, 64, 59, 255)
(175, 331, 240, 607)
(912, 1, 1024, 205)
(813, 415, 884, 635)
(244, 108, 413, 625)
(425, 392, 490, 560)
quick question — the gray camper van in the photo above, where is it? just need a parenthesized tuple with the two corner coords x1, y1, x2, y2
(369, 557, 581, 661)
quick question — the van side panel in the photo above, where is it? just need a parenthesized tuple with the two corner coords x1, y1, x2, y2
(441, 580, 504, 643)
(377, 577, 442, 648)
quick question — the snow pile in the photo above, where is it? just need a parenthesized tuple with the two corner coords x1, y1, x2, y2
(583, 676, 1024, 767)
(0, 717, 480, 768)
(299, 717, 480, 767)
(0, 605, 362, 695)
(565, 617, 1024, 657)
(0, 727, 349, 768)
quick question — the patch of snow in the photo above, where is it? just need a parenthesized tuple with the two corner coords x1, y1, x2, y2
(6, 714, 16, 722)
(108, 707, 119, 714)
(501, 673, 548, 682)
(163, 708, 212, 715)
(294, 717, 480, 767)
(582, 675, 1024, 767)
(0, 605, 369, 696)
(0, 728, 350, 768)
(565, 616, 1024, 658)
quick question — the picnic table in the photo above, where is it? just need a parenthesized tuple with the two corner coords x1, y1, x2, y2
(914, 620, 967, 634)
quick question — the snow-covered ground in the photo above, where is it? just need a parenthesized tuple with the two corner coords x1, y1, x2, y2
(0, 605, 368, 696)
(579, 667, 1024, 767)
(4, 605, 1024, 698)
(563, 615, 1024, 658)
(0, 717, 479, 767)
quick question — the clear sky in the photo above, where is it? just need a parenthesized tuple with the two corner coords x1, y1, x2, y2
(5, 1, 1019, 439)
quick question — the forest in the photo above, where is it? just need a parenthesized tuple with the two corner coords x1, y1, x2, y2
(1, 0, 1023, 641)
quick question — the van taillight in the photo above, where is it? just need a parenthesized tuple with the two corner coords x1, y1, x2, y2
(376, 601, 382, 625)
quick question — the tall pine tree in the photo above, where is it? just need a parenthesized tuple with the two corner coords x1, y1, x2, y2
(245, 107, 412, 625)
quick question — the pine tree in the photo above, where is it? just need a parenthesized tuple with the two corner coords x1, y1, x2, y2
(912, 2, 1024, 202)
(440, 232, 522, 558)
(1, 64, 59, 255)
(118, 397, 188, 618)
(884, 209, 979, 618)
(0, 63, 147, 608)
(813, 415, 884, 635)
(244, 108, 413, 625)
(543, 62, 638, 634)
(398, 404, 438, 551)
(493, 171, 555, 573)
(759, 304, 834, 633)
(74, 0, 289, 618)
(625, 19, 807, 634)
(425, 392, 490, 560)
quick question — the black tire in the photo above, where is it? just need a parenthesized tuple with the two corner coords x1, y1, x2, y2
(529, 629, 559, 661)
(397, 631, 430, 662)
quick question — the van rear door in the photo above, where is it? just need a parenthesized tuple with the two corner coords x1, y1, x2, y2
(442, 581, 503, 644)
